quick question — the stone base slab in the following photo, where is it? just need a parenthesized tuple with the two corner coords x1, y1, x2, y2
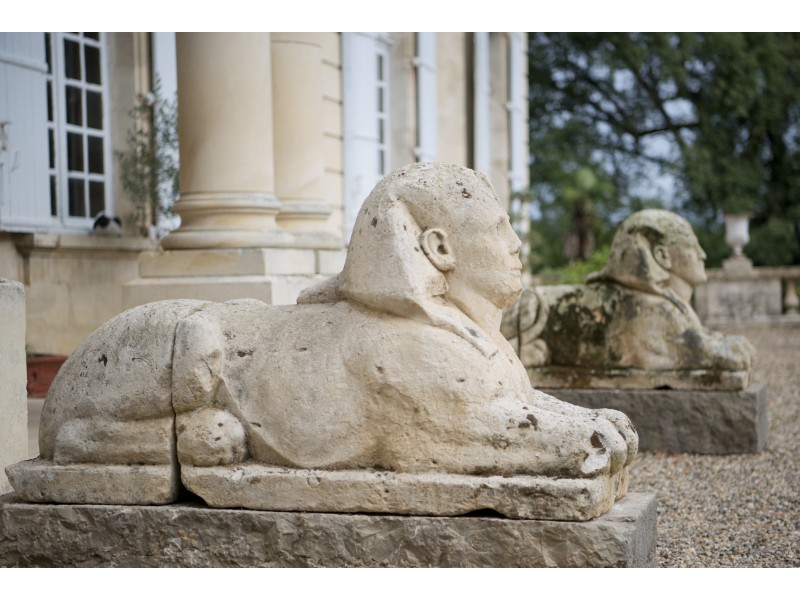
(543, 383, 767, 454)
(182, 463, 630, 522)
(5, 460, 178, 505)
(0, 491, 657, 567)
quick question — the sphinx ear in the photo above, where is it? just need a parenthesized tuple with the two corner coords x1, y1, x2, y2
(653, 244, 672, 271)
(420, 228, 456, 272)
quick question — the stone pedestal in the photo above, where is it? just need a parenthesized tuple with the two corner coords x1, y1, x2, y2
(544, 384, 767, 454)
(122, 245, 346, 309)
(0, 491, 656, 567)
(0, 280, 27, 495)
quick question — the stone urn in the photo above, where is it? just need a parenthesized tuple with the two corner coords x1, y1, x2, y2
(724, 212, 753, 257)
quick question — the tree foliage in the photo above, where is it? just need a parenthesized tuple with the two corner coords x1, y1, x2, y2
(528, 33, 800, 268)
(115, 78, 179, 236)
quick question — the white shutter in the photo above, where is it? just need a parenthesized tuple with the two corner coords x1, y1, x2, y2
(507, 32, 528, 193)
(414, 33, 437, 163)
(152, 33, 177, 101)
(473, 32, 491, 176)
(0, 33, 51, 231)
(342, 33, 389, 241)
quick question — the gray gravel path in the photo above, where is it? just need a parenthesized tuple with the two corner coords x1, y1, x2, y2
(629, 322, 800, 567)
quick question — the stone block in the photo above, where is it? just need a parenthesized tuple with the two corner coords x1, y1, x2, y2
(122, 273, 328, 309)
(182, 463, 630, 522)
(0, 491, 657, 567)
(6, 460, 178, 505)
(543, 384, 767, 454)
(123, 276, 276, 308)
(261, 248, 317, 275)
(317, 248, 347, 275)
(0, 279, 26, 495)
(268, 275, 326, 304)
(139, 248, 316, 278)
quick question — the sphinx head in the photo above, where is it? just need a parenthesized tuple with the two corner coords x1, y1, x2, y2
(590, 209, 707, 304)
(301, 162, 523, 330)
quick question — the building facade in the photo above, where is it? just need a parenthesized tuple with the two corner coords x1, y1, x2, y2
(0, 32, 529, 355)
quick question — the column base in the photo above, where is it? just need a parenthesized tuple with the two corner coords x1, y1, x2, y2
(275, 199, 336, 239)
(160, 228, 296, 250)
(0, 491, 657, 567)
(162, 192, 294, 250)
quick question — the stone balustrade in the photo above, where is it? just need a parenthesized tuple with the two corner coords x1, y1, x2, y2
(694, 257, 800, 323)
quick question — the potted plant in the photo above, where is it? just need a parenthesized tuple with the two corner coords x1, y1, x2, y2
(26, 346, 68, 398)
(115, 76, 180, 239)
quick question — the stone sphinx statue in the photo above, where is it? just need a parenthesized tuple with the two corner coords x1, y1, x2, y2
(502, 209, 755, 391)
(8, 162, 637, 521)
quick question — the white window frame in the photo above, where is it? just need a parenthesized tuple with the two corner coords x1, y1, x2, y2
(342, 32, 392, 241)
(473, 32, 491, 175)
(507, 32, 528, 194)
(48, 32, 114, 229)
(413, 32, 437, 163)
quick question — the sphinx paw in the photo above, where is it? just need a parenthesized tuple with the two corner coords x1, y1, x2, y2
(176, 408, 247, 467)
(594, 408, 638, 468)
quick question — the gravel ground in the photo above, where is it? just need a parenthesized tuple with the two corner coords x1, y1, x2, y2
(629, 322, 800, 567)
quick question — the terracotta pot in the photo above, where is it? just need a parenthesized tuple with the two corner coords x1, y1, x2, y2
(26, 355, 68, 398)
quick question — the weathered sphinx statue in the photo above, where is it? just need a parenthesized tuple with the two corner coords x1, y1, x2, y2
(502, 209, 754, 391)
(8, 163, 637, 521)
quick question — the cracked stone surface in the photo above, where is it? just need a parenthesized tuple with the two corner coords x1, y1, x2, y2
(0, 491, 656, 567)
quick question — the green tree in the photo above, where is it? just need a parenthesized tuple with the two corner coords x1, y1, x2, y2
(115, 78, 179, 236)
(528, 33, 800, 267)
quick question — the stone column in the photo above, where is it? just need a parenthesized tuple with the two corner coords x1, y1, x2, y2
(0, 279, 27, 494)
(271, 33, 335, 242)
(122, 33, 346, 309)
(161, 33, 292, 249)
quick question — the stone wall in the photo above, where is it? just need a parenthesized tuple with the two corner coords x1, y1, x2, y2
(0, 279, 26, 494)
(9, 234, 154, 355)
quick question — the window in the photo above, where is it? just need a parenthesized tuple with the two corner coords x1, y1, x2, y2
(376, 50, 388, 177)
(342, 33, 392, 241)
(507, 33, 528, 193)
(414, 33, 437, 163)
(46, 32, 112, 224)
(473, 32, 491, 175)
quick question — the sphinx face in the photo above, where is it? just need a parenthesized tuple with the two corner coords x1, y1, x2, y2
(448, 201, 524, 310)
(668, 232, 708, 288)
